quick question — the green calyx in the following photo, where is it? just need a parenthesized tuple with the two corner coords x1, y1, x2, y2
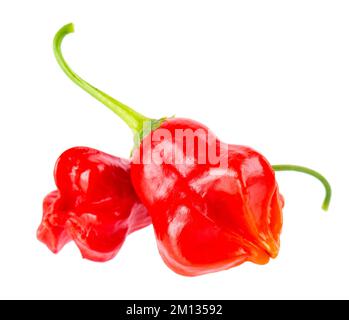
(272, 165, 332, 211)
(53, 23, 167, 144)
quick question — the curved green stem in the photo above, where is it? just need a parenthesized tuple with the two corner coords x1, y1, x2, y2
(54, 24, 332, 212)
(272, 164, 331, 211)
(53, 23, 164, 139)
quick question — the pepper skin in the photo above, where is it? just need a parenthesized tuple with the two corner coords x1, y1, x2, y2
(129, 119, 283, 275)
(52, 23, 331, 275)
(37, 147, 150, 262)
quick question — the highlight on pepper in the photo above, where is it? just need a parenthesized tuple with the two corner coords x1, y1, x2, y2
(37, 23, 332, 276)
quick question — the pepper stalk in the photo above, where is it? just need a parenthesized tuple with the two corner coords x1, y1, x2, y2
(52, 23, 331, 211)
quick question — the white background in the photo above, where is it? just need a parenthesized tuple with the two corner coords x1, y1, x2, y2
(0, 0, 348, 299)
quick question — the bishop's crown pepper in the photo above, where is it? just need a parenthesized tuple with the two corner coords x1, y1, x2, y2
(37, 147, 150, 262)
(52, 23, 331, 275)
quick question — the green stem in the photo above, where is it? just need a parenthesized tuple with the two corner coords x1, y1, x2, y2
(272, 164, 331, 211)
(54, 24, 332, 212)
(53, 23, 163, 139)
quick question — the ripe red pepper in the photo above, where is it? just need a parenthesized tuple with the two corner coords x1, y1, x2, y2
(37, 147, 150, 262)
(52, 24, 331, 275)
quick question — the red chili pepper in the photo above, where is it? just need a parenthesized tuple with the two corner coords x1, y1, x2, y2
(52, 24, 331, 275)
(37, 147, 150, 262)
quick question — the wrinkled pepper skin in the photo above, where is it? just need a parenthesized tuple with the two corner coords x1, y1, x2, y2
(131, 119, 284, 276)
(37, 147, 150, 262)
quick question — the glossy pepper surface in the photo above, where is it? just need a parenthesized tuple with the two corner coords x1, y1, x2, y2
(52, 23, 331, 275)
(37, 147, 150, 262)
(131, 119, 284, 275)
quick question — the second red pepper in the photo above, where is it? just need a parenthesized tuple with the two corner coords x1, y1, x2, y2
(37, 147, 150, 262)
